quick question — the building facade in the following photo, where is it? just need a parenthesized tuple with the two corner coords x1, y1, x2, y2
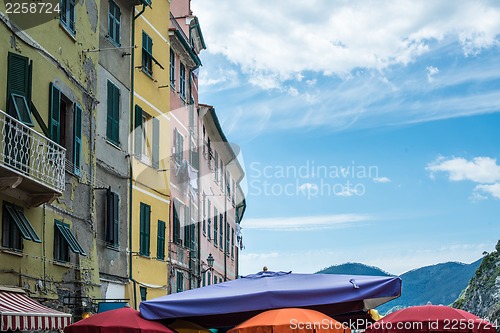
(95, 0, 135, 309)
(128, 0, 171, 308)
(0, 0, 245, 321)
(198, 105, 246, 286)
(168, 0, 205, 294)
(0, 0, 101, 318)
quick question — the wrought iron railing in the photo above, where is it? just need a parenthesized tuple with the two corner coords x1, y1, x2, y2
(0, 109, 66, 193)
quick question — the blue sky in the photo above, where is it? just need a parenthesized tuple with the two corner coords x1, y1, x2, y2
(191, 0, 500, 275)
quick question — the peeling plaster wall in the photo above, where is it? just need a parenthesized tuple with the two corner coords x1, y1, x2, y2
(0, 0, 101, 316)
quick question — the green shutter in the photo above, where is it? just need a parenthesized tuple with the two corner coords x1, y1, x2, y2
(107, 81, 120, 144)
(139, 202, 151, 256)
(113, 192, 119, 246)
(49, 83, 61, 143)
(152, 117, 159, 169)
(190, 223, 195, 250)
(134, 105, 143, 157)
(115, 5, 121, 45)
(219, 214, 223, 250)
(113, 86, 120, 143)
(157, 220, 165, 260)
(7, 53, 29, 98)
(173, 202, 180, 243)
(106, 81, 113, 141)
(73, 104, 82, 175)
(145, 204, 150, 255)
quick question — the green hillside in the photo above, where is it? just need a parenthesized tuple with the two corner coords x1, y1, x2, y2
(316, 260, 482, 315)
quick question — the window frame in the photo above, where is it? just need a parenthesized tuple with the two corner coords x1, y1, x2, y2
(142, 31, 153, 77)
(60, 0, 76, 35)
(213, 207, 218, 247)
(106, 80, 120, 145)
(157, 220, 166, 260)
(139, 202, 151, 256)
(107, 0, 121, 46)
(170, 48, 175, 87)
(179, 62, 186, 99)
(54, 220, 86, 263)
(105, 190, 119, 247)
(176, 271, 184, 293)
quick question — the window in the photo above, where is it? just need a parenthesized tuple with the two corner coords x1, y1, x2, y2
(207, 272, 211, 285)
(183, 207, 195, 251)
(226, 171, 231, 197)
(170, 49, 175, 87)
(49, 83, 82, 175)
(220, 160, 224, 187)
(139, 203, 151, 256)
(176, 271, 184, 293)
(202, 272, 206, 287)
(214, 151, 218, 182)
(183, 204, 190, 248)
(157, 220, 166, 260)
(213, 208, 218, 247)
(202, 194, 206, 234)
(134, 105, 159, 168)
(105, 190, 119, 246)
(232, 180, 236, 206)
(106, 81, 120, 145)
(7, 53, 34, 126)
(173, 128, 184, 165)
(173, 201, 181, 244)
(142, 31, 153, 76)
(219, 214, 223, 251)
(60, 0, 76, 34)
(207, 200, 211, 240)
(54, 220, 86, 262)
(2, 203, 41, 251)
(179, 62, 186, 99)
(226, 220, 230, 255)
(214, 275, 217, 285)
(108, 0, 121, 46)
(231, 227, 234, 258)
(140, 286, 147, 301)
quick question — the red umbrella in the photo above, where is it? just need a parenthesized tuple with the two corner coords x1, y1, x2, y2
(366, 305, 495, 333)
(64, 307, 176, 333)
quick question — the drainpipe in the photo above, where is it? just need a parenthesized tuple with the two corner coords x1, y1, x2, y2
(129, 3, 146, 310)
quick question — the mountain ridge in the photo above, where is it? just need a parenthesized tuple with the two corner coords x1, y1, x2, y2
(316, 259, 483, 314)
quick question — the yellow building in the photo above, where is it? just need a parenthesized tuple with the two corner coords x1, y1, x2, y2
(0, 0, 100, 319)
(128, 0, 171, 308)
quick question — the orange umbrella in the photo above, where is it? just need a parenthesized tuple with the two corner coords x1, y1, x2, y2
(228, 308, 351, 333)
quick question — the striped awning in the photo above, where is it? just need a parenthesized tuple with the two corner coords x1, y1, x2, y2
(0, 290, 72, 331)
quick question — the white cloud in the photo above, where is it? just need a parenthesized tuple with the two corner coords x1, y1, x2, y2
(426, 156, 500, 183)
(298, 182, 318, 192)
(192, 0, 500, 89)
(373, 177, 392, 183)
(426, 66, 439, 82)
(474, 183, 500, 199)
(243, 214, 372, 231)
(427, 156, 500, 200)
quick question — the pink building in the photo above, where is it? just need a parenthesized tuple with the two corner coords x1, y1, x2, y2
(198, 105, 246, 285)
(168, 0, 246, 293)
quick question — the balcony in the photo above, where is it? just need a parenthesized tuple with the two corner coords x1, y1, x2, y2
(0, 109, 66, 206)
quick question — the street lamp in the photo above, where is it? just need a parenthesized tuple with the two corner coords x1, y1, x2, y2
(201, 253, 214, 273)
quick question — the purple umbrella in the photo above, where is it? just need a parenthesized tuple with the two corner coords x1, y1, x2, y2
(140, 271, 401, 328)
